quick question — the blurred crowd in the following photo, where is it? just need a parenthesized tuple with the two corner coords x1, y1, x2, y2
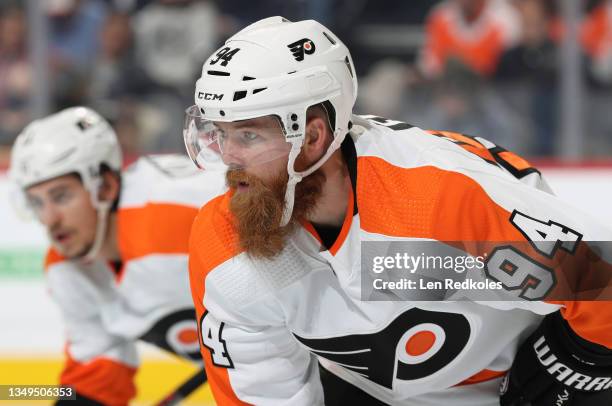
(359, 0, 612, 157)
(1, 0, 612, 166)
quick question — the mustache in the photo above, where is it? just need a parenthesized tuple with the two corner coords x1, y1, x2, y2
(226, 169, 287, 195)
(226, 169, 252, 188)
(49, 224, 70, 236)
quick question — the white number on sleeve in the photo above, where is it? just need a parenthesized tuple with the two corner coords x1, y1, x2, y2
(510, 210, 582, 258)
(200, 311, 234, 368)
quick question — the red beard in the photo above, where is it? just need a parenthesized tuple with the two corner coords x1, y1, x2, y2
(227, 168, 325, 259)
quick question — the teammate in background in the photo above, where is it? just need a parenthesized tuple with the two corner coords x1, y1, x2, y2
(10, 107, 225, 406)
(185, 17, 612, 405)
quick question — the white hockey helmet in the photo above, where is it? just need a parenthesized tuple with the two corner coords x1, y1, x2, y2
(10, 106, 121, 200)
(184, 16, 358, 224)
(10, 106, 122, 261)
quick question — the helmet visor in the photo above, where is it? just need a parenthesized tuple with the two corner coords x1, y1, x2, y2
(183, 105, 293, 171)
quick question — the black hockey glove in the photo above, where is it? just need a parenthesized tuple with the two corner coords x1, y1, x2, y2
(500, 311, 612, 406)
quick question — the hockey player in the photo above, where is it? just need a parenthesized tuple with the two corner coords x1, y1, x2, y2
(185, 17, 612, 405)
(10, 107, 226, 405)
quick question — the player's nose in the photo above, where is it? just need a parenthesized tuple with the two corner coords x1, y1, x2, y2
(220, 138, 246, 167)
(38, 203, 62, 228)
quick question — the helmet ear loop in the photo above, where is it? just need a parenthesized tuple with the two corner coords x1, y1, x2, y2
(279, 125, 347, 227)
(318, 102, 335, 136)
(295, 127, 345, 179)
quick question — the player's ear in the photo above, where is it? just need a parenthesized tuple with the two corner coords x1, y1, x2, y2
(98, 168, 120, 203)
(303, 116, 331, 159)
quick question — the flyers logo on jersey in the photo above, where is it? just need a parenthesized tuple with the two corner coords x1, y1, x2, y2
(167, 320, 200, 355)
(141, 309, 202, 361)
(294, 308, 471, 388)
(288, 38, 316, 61)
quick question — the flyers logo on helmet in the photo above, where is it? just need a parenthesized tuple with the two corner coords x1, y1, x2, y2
(288, 38, 316, 61)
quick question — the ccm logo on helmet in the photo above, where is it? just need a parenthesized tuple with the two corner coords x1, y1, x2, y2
(534, 336, 612, 391)
(288, 38, 316, 61)
(198, 92, 224, 101)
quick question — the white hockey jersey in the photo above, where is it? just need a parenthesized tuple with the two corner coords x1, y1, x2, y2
(45, 154, 225, 406)
(189, 116, 612, 406)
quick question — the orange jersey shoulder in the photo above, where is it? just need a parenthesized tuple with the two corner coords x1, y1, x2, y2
(189, 192, 243, 280)
(117, 203, 199, 262)
(44, 248, 66, 271)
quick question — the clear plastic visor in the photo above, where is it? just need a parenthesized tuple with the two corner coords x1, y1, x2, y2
(8, 183, 35, 221)
(183, 105, 292, 171)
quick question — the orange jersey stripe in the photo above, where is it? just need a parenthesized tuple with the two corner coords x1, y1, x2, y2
(427, 130, 497, 164)
(60, 352, 137, 406)
(455, 369, 507, 387)
(497, 151, 532, 171)
(189, 193, 249, 406)
(118, 203, 199, 261)
(428, 130, 487, 150)
(357, 156, 612, 348)
(425, 129, 538, 177)
(357, 157, 524, 242)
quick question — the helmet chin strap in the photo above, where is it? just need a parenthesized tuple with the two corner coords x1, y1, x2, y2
(281, 141, 303, 226)
(82, 200, 111, 263)
(280, 131, 347, 227)
(82, 175, 112, 263)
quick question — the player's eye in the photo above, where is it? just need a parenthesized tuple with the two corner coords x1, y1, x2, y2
(241, 131, 259, 142)
(50, 189, 73, 205)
